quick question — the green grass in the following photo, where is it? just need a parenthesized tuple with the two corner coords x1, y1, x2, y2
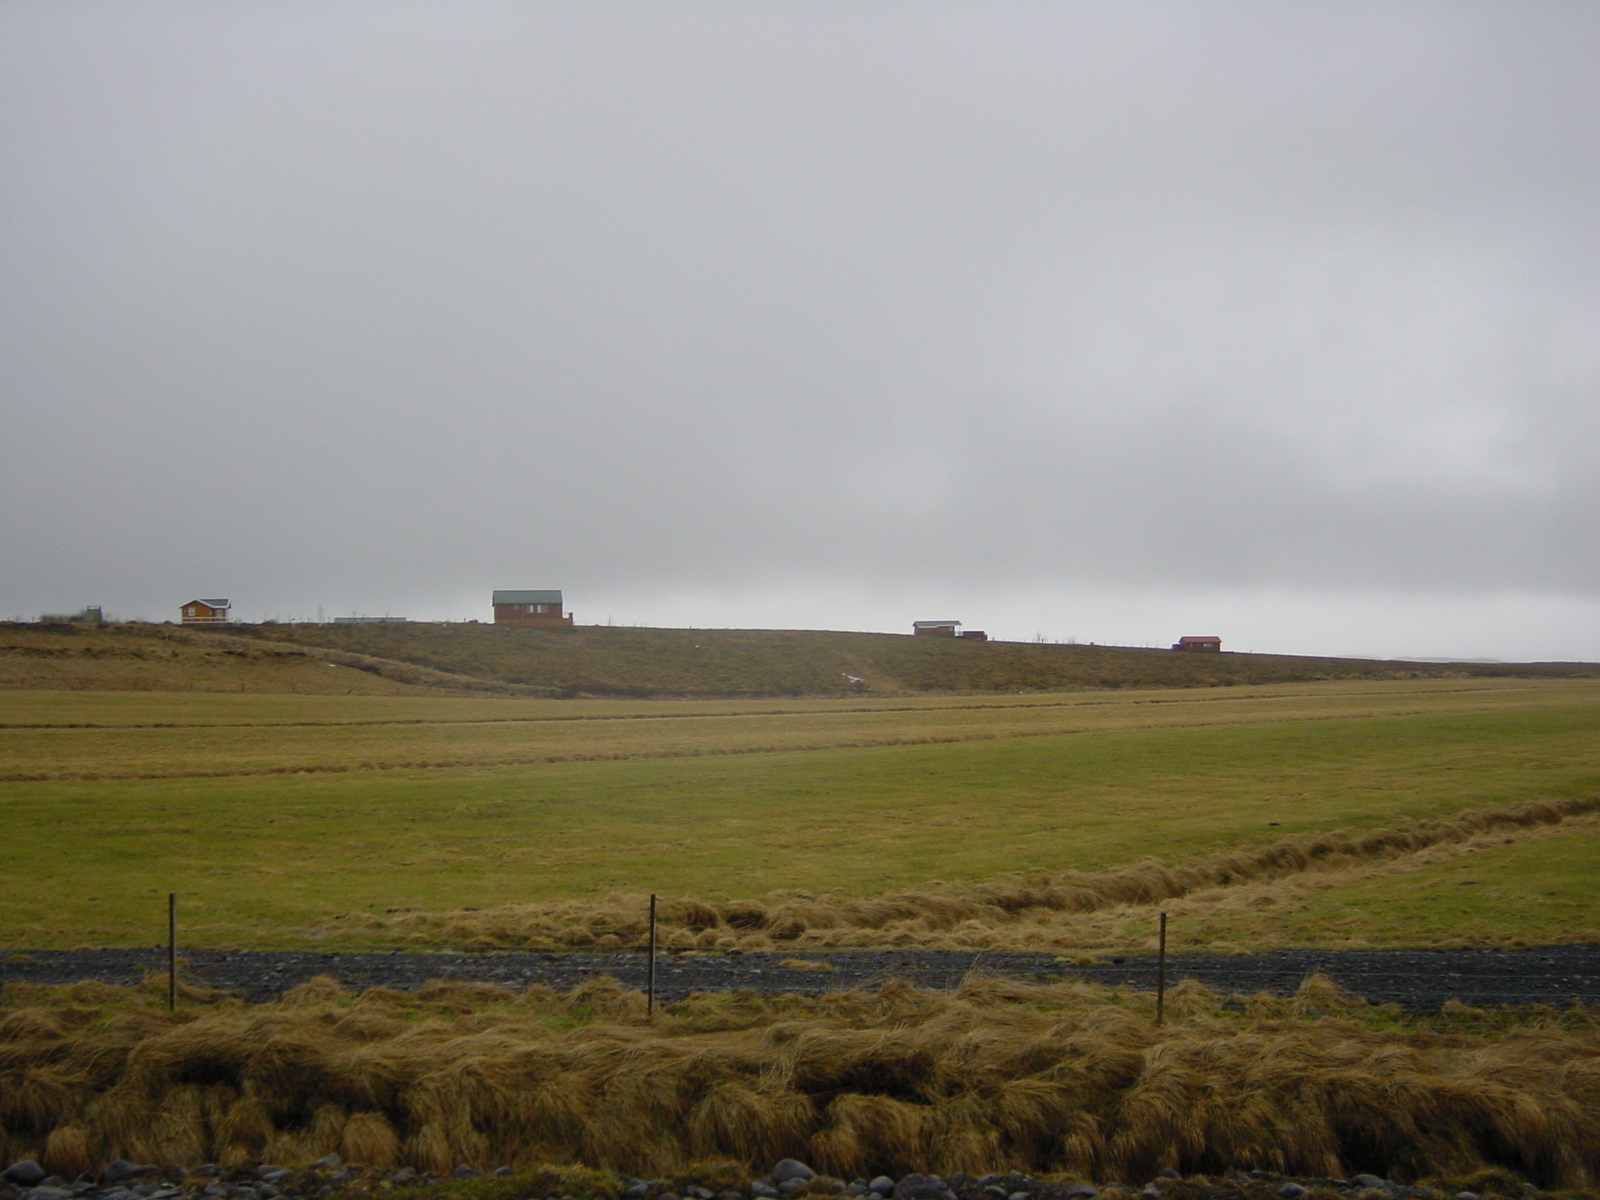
(1232, 822, 1600, 947)
(4, 677, 1590, 780)
(2, 681, 1598, 948)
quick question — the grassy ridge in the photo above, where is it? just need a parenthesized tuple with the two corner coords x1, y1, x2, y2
(0, 626, 481, 696)
(6, 621, 1597, 698)
(2, 681, 1597, 949)
(235, 622, 1600, 696)
(3, 973, 1599, 1185)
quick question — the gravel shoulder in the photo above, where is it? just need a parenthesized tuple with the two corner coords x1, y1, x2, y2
(5, 944, 1600, 1009)
(0, 1155, 1553, 1200)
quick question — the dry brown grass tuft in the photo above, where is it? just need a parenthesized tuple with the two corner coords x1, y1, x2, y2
(3, 974, 1600, 1185)
(281, 974, 349, 1005)
(686, 1082, 812, 1166)
(42, 1123, 93, 1177)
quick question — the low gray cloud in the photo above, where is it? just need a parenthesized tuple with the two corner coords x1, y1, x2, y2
(3, 1, 1597, 656)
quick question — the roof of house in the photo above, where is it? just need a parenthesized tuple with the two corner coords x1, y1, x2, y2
(913, 619, 961, 628)
(188, 598, 231, 608)
(493, 590, 563, 606)
(1176, 635, 1221, 642)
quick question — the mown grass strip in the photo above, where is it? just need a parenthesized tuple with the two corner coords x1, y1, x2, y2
(5, 679, 1594, 780)
(0, 678, 1574, 728)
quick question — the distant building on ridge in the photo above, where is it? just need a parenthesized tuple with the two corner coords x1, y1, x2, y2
(40, 606, 103, 625)
(913, 620, 960, 637)
(181, 599, 231, 625)
(1172, 635, 1222, 652)
(493, 589, 574, 628)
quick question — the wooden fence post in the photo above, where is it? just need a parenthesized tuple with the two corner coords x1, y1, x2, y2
(167, 893, 177, 1012)
(647, 893, 658, 1017)
(1155, 910, 1167, 1027)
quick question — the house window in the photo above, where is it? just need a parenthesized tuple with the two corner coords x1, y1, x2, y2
(536, 604, 549, 613)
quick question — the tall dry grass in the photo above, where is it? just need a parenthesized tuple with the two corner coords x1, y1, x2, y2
(2, 972, 1599, 1187)
(343, 796, 1600, 952)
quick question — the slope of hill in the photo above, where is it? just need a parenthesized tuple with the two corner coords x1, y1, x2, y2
(233, 621, 1598, 697)
(5, 620, 1595, 697)
(0, 624, 517, 695)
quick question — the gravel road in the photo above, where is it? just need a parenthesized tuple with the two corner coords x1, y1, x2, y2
(6, 944, 1600, 1010)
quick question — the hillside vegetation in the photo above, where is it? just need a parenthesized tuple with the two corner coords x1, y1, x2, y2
(237, 621, 1596, 697)
(4, 621, 1595, 698)
(0, 625, 480, 695)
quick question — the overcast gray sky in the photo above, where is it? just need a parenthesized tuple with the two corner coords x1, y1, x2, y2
(3, 1, 1597, 659)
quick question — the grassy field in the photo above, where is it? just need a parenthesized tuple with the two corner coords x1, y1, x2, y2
(1209, 821, 1600, 946)
(2, 678, 1597, 950)
(6, 667, 1600, 1185)
(3, 677, 1592, 780)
